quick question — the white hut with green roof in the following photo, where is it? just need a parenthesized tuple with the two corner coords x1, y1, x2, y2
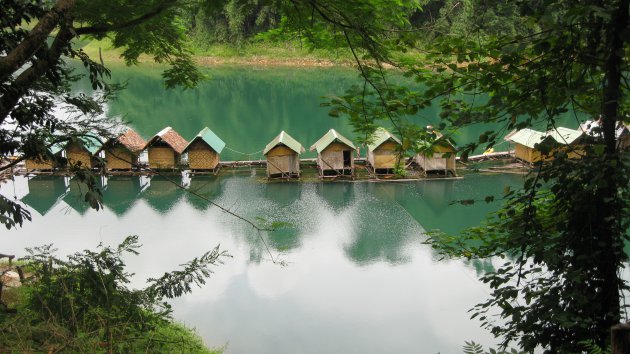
(366, 127, 402, 173)
(310, 129, 356, 177)
(184, 127, 225, 171)
(263, 131, 304, 178)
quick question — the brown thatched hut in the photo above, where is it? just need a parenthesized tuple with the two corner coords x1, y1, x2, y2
(65, 136, 102, 169)
(414, 129, 457, 176)
(145, 127, 188, 169)
(263, 131, 304, 178)
(366, 127, 402, 174)
(100, 129, 146, 171)
(310, 129, 356, 177)
(24, 143, 64, 172)
(183, 127, 225, 171)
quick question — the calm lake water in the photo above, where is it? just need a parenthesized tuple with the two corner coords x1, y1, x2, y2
(2, 65, 530, 353)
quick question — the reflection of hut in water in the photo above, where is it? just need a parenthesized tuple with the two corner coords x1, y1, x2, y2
(316, 182, 355, 211)
(344, 187, 412, 265)
(415, 129, 457, 176)
(504, 127, 583, 163)
(100, 129, 146, 171)
(263, 131, 304, 178)
(268, 227, 301, 252)
(184, 127, 225, 172)
(63, 177, 104, 215)
(366, 127, 402, 175)
(65, 136, 102, 168)
(24, 143, 65, 172)
(20, 176, 68, 216)
(102, 176, 146, 216)
(145, 127, 188, 169)
(141, 175, 184, 213)
(186, 175, 223, 210)
(310, 129, 356, 177)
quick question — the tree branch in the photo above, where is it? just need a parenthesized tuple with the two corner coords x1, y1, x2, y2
(0, 0, 75, 83)
(74, 1, 177, 35)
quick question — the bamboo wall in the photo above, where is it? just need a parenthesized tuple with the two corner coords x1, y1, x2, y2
(25, 158, 56, 170)
(266, 146, 299, 176)
(416, 153, 456, 173)
(188, 141, 219, 170)
(367, 141, 398, 169)
(105, 148, 135, 170)
(66, 143, 93, 168)
(318, 142, 353, 171)
(148, 147, 178, 169)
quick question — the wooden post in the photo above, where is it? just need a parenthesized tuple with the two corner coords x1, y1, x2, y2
(611, 323, 630, 354)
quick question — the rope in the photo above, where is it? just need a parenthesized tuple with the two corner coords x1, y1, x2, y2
(223, 146, 264, 157)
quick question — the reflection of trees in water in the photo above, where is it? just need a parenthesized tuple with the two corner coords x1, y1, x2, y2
(21, 176, 68, 216)
(104, 66, 358, 161)
(141, 175, 184, 214)
(262, 182, 302, 252)
(344, 184, 419, 265)
(62, 177, 103, 215)
(185, 175, 223, 210)
(316, 182, 355, 212)
(102, 176, 145, 216)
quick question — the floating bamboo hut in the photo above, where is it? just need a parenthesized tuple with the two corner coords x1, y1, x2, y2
(366, 127, 402, 174)
(505, 127, 583, 163)
(580, 119, 630, 151)
(100, 129, 146, 171)
(66, 136, 102, 168)
(184, 127, 225, 171)
(24, 143, 64, 172)
(310, 129, 356, 178)
(263, 131, 305, 178)
(145, 127, 188, 169)
(415, 129, 457, 176)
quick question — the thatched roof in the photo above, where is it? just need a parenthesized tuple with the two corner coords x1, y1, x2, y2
(264, 131, 305, 155)
(366, 127, 402, 152)
(145, 126, 188, 154)
(310, 129, 356, 153)
(116, 129, 146, 153)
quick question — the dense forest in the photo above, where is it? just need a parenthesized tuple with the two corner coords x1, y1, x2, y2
(182, 0, 535, 47)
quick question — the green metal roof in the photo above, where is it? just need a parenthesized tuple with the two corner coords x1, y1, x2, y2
(263, 131, 305, 155)
(68, 135, 103, 155)
(184, 127, 225, 154)
(50, 142, 64, 155)
(547, 127, 583, 145)
(366, 127, 402, 152)
(309, 129, 356, 153)
(506, 127, 582, 149)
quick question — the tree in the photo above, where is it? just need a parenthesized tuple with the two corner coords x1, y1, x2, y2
(0, 0, 207, 229)
(287, 0, 629, 351)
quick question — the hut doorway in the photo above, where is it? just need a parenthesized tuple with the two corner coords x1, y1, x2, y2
(343, 150, 352, 167)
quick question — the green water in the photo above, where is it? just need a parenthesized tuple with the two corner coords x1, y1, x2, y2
(3, 65, 533, 353)
(4, 171, 521, 353)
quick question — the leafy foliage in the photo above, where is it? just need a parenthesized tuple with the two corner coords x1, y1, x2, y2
(295, 0, 630, 351)
(0, 236, 229, 352)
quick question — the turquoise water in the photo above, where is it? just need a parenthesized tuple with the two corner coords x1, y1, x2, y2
(3, 171, 522, 353)
(2, 64, 531, 353)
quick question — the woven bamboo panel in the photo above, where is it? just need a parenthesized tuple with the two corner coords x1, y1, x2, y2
(67, 144, 92, 168)
(105, 148, 133, 170)
(148, 147, 176, 169)
(188, 149, 219, 170)
(25, 158, 55, 170)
